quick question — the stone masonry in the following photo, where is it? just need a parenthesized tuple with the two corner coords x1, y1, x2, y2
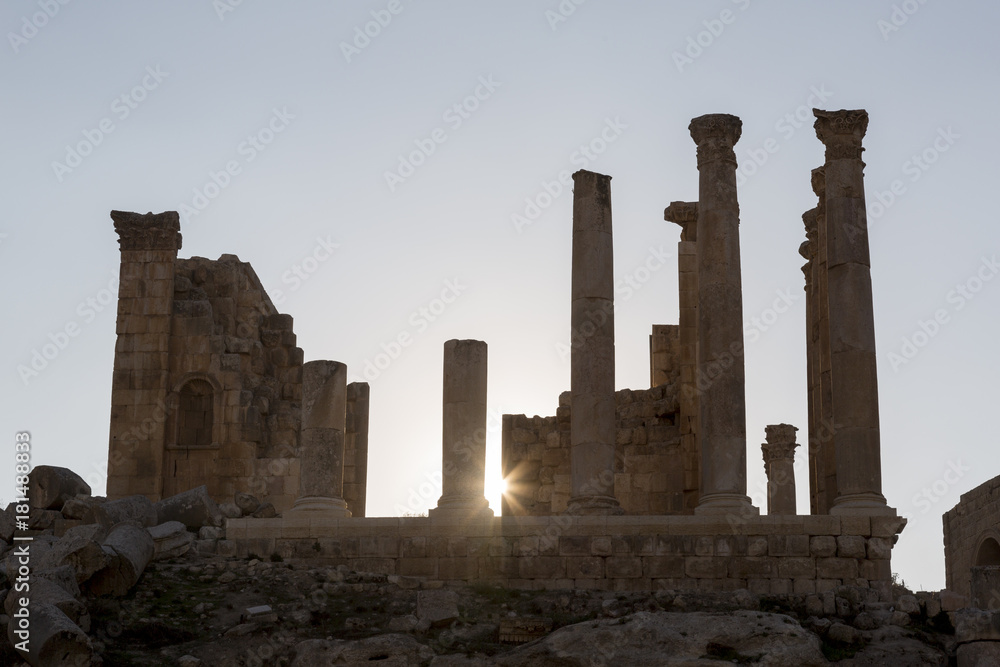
(944, 474, 1000, 599)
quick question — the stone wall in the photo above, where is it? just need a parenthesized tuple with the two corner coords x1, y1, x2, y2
(226, 514, 905, 598)
(944, 474, 1000, 598)
(501, 383, 690, 516)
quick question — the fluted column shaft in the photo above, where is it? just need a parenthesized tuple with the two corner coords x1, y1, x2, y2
(293, 360, 351, 516)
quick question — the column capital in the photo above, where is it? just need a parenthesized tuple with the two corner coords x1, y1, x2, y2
(813, 109, 868, 161)
(111, 210, 182, 252)
(664, 201, 699, 241)
(689, 114, 741, 168)
(762, 423, 799, 463)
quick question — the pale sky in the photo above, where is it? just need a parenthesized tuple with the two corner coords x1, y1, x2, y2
(3, 1, 999, 592)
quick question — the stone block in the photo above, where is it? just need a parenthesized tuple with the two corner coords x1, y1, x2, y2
(559, 536, 592, 556)
(817, 558, 859, 580)
(778, 557, 816, 579)
(565, 556, 604, 579)
(606, 557, 643, 578)
(810, 536, 837, 558)
(685, 557, 728, 579)
(643, 556, 684, 579)
(592, 536, 612, 556)
(770, 579, 792, 595)
(840, 515, 871, 537)
(866, 537, 892, 560)
(438, 557, 477, 580)
(837, 535, 867, 559)
(518, 557, 565, 579)
(730, 557, 775, 579)
(747, 536, 768, 557)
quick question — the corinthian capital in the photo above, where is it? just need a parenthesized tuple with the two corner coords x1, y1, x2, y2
(813, 109, 868, 161)
(689, 113, 742, 167)
(761, 423, 799, 463)
(111, 210, 182, 252)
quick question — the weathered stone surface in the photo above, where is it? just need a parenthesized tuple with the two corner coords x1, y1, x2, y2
(61, 497, 97, 520)
(87, 522, 155, 596)
(219, 501, 242, 519)
(417, 590, 459, 628)
(252, 502, 277, 518)
(38, 523, 110, 583)
(291, 634, 434, 666)
(28, 465, 91, 511)
(7, 601, 94, 666)
(234, 492, 261, 516)
(0, 506, 14, 541)
(493, 611, 825, 666)
(957, 641, 1000, 667)
(955, 608, 1000, 643)
(147, 521, 194, 560)
(98, 494, 158, 527)
(5, 576, 88, 627)
(154, 485, 224, 529)
(849, 625, 948, 666)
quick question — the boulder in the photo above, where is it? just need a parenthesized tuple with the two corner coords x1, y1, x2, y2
(252, 502, 277, 519)
(155, 486, 224, 529)
(493, 611, 827, 667)
(38, 523, 110, 583)
(234, 492, 261, 516)
(0, 507, 14, 541)
(60, 497, 95, 520)
(147, 521, 194, 561)
(28, 466, 91, 511)
(97, 495, 158, 527)
(86, 522, 155, 596)
(219, 502, 242, 519)
(5, 576, 87, 627)
(417, 590, 459, 628)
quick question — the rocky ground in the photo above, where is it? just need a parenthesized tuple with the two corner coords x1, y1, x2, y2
(4, 546, 957, 666)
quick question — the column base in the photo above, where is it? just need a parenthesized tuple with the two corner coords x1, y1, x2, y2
(830, 493, 896, 516)
(429, 495, 494, 519)
(566, 495, 624, 516)
(694, 493, 759, 517)
(288, 496, 352, 518)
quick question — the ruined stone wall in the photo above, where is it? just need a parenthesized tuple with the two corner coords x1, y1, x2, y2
(227, 514, 905, 598)
(944, 475, 1000, 598)
(501, 383, 686, 516)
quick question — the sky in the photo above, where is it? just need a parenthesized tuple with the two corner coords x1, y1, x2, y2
(3, 1, 999, 592)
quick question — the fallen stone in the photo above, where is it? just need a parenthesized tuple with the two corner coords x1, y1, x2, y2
(493, 611, 826, 666)
(848, 624, 948, 666)
(154, 486, 223, 529)
(219, 502, 242, 519)
(87, 522, 155, 596)
(0, 507, 14, 541)
(28, 508, 62, 530)
(242, 605, 277, 625)
(224, 622, 257, 637)
(251, 502, 277, 518)
(97, 494, 158, 527)
(234, 492, 261, 516)
(28, 466, 91, 511)
(198, 526, 225, 540)
(896, 594, 920, 615)
(386, 614, 419, 632)
(5, 576, 87, 627)
(291, 634, 435, 666)
(940, 588, 968, 612)
(7, 601, 94, 666)
(38, 523, 111, 583)
(177, 656, 202, 667)
(417, 589, 459, 628)
(955, 608, 1000, 643)
(35, 564, 82, 599)
(147, 521, 194, 561)
(60, 497, 95, 520)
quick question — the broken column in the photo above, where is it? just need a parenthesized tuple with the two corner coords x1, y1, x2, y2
(688, 114, 756, 516)
(665, 200, 701, 512)
(762, 424, 799, 516)
(431, 339, 492, 518)
(813, 109, 892, 515)
(566, 170, 622, 515)
(290, 360, 351, 516)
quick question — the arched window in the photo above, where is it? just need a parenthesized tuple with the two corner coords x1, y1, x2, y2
(176, 379, 214, 448)
(976, 537, 1000, 567)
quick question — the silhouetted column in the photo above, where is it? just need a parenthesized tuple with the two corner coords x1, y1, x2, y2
(813, 109, 892, 515)
(665, 201, 701, 512)
(567, 170, 622, 516)
(762, 424, 799, 516)
(800, 219, 821, 515)
(431, 339, 493, 518)
(688, 114, 756, 516)
(291, 360, 351, 516)
(811, 167, 837, 514)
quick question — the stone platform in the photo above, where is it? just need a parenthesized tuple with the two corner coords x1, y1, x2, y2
(225, 514, 905, 596)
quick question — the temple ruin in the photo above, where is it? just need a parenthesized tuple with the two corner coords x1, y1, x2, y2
(106, 109, 906, 597)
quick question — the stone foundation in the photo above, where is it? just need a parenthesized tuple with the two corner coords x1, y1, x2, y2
(225, 514, 905, 596)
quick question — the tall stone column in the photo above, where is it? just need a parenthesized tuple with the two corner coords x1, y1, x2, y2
(431, 339, 493, 518)
(813, 109, 892, 515)
(762, 424, 799, 515)
(799, 220, 821, 515)
(688, 114, 757, 516)
(107, 211, 181, 501)
(291, 360, 351, 516)
(567, 170, 622, 515)
(665, 201, 701, 512)
(811, 168, 837, 514)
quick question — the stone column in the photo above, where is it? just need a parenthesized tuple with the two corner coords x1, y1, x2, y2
(800, 224, 820, 515)
(107, 211, 181, 501)
(811, 167, 837, 514)
(665, 201, 701, 512)
(291, 360, 351, 516)
(762, 424, 799, 515)
(688, 114, 756, 516)
(344, 381, 370, 517)
(431, 339, 492, 518)
(567, 170, 622, 515)
(813, 109, 893, 515)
